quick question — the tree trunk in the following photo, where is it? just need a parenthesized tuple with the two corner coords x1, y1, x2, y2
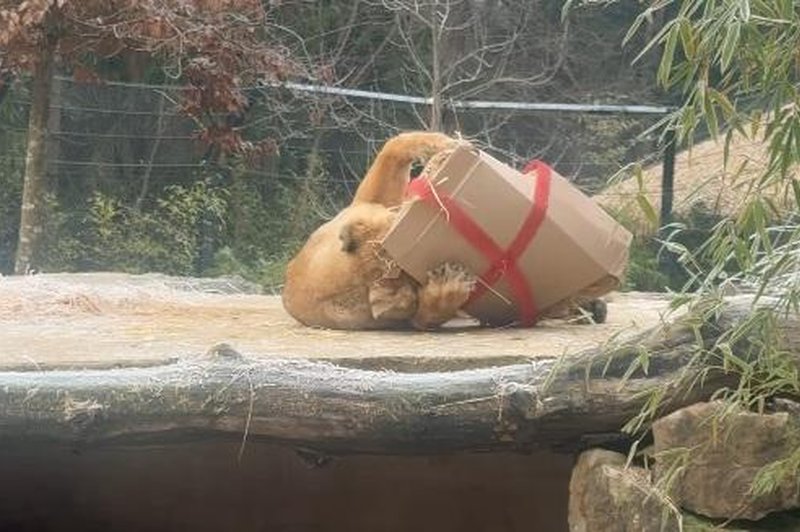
(134, 93, 166, 211)
(0, 295, 795, 453)
(14, 24, 58, 275)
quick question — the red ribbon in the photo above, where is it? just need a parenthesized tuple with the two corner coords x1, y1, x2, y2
(407, 159, 552, 325)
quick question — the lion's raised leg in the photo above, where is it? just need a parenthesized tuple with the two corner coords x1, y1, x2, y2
(412, 262, 476, 330)
(351, 131, 461, 208)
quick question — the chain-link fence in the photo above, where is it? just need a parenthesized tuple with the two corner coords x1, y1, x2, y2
(0, 77, 671, 286)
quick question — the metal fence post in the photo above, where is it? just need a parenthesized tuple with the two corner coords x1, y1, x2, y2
(660, 128, 677, 228)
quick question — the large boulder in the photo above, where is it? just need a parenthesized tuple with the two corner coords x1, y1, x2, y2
(568, 449, 681, 532)
(653, 401, 800, 521)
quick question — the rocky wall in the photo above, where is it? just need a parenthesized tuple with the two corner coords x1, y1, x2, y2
(568, 401, 800, 531)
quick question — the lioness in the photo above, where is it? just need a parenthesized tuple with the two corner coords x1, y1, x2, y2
(282, 132, 475, 330)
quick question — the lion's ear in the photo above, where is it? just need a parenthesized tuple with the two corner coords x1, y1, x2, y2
(338, 204, 394, 254)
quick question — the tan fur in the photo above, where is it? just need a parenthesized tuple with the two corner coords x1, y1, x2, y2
(282, 132, 474, 330)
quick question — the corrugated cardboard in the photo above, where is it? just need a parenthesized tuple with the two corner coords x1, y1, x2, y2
(381, 145, 632, 326)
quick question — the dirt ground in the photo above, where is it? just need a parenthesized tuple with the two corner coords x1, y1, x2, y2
(0, 272, 674, 371)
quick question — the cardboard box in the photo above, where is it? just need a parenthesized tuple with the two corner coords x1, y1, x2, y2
(381, 145, 632, 326)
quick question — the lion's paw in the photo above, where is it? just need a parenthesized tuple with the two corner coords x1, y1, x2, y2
(412, 262, 476, 329)
(428, 262, 474, 288)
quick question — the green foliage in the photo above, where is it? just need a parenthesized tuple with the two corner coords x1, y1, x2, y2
(751, 445, 800, 498)
(203, 150, 344, 289)
(0, 86, 26, 273)
(598, 0, 800, 508)
(205, 246, 287, 293)
(36, 179, 228, 276)
(278, 149, 342, 246)
(624, 237, 672, 291)
(616, 203, 724, 292)
(0, 154, 22, 272)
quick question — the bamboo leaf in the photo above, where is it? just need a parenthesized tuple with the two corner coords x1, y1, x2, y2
(658, 24, 680, 85)
(720, 22, 740, 72)
(724, 129, 734, 170)
(637, 194, 659, 228)
(703, 84, 720, 139)
(633, 18, 678, 68)
(791, 179, 800, 209)
(678, 18, 695, 58)
(711, 88, 735, 118)
(623, 9, 649, 45)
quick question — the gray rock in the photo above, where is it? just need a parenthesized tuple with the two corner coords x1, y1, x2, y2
(653, 401, 800, 521)
(568, 449, 681, 532)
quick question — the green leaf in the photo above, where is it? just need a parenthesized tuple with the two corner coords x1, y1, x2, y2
(702, 83, 720, 139)
(751, 109, 763, 138)
(723, 129, 734, 170)
(678, 18, 695, 58)
(633, 17, 678, 68)
(791, 179, 800, 209)
(658, 23, 680, 86)
(720, 22, 740, 72)
(711, 88, 735, 118)
(637, 193, 659, 228)
(623, 9, 648, 45)
(634, 163, 645, 190)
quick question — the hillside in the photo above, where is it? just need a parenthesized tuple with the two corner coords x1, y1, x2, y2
(595, 130, 792, 234)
